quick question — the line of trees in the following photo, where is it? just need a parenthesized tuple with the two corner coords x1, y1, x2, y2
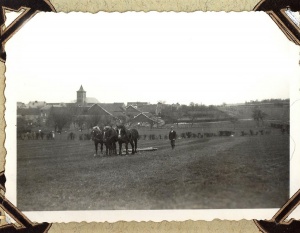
(160, 102, 231, 125)
(44, 107, 116, 132)
(160, 102, 269, 128)
(245, 98, 289, 104)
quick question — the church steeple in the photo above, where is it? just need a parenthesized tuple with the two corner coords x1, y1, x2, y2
(78, 85, 84, 92)
(77, 85, 86, 105)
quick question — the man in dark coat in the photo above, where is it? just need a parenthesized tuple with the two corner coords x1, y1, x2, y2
(169, 126, 177, 150)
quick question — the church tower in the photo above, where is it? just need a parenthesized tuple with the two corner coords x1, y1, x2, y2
(77, 85, 86, 105)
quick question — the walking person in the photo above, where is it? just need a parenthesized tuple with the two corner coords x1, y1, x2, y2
(169, 126, 177, 150)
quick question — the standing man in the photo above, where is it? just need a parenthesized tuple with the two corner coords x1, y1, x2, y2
(169, 126, 177, 150)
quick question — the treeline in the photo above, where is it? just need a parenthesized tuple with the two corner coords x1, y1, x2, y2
(17, 107, 118, 134)
(245, 98, 289, 104)
(160, 103, 231, 125)
(46, 108, 117, 132)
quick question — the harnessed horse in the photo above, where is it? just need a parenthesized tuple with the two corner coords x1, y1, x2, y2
(91, 126, 104, 156)
(116, 125, 139, 155)
(103, 126, 118, 156)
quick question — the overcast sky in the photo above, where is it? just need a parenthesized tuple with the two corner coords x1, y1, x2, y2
(5, 12, 299, 105)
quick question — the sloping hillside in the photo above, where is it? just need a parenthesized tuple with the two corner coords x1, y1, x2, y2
(218, 103, 289, 122)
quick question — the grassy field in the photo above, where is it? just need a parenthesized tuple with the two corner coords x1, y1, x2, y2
(17, 131, 289, 211)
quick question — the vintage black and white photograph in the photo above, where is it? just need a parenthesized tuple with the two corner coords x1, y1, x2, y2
(4, 11, 300, 222)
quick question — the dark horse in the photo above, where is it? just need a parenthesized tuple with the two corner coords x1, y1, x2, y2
(103, 126, 118, 156)
(116, 125, 139, 155)
(91, 126, 104, 156)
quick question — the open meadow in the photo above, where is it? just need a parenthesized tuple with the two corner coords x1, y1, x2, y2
(17, 123, 289, 210)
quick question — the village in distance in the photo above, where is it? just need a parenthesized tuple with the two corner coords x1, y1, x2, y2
(16, 85, 290, 140)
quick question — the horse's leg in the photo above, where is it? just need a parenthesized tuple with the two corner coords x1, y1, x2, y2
(105, 143, 109, 156)
(134, 139, 138, 154)
(108, 142, 111, 156)
(111, 142, 114, 156)
(110, 142, 114, 156)
(100, 142, 103, 154)
(113, 142, 116, 155)
(94, 142, 98, 157)
(130, 140, 135, 154)
(119, 142, 122, 155)
(125, 142, 129, 155)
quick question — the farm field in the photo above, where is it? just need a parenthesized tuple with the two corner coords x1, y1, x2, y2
(17, 132, 289, 211)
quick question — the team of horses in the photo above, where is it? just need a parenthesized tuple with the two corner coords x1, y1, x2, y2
(91, 125, 139, 156)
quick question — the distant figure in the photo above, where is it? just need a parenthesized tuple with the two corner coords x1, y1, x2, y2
(169, 126, 177, 150)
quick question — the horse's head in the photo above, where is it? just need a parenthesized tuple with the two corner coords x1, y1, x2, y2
(91, 129, 96, 140)
(91, 126, 102, 140)
(117, 125, 126, 139)
(103, 126, 111, 142)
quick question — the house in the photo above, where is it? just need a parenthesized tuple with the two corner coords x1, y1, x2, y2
(27, 101, 47, 109)
(97, 103, 126, 117)
(47, 103, 67, 107)
(81, 104, 113, 117)
(137, 104, 157, 115)
(129, 113, 164, 127)
(125, 105, 141, 117)
(17, 102, 26, 108)
(127, 102, 148, 107)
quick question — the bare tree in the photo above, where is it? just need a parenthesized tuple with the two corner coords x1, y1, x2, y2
(86, 115, 113, 129)
(86, 115, 102, 129)
(46, 107, 72, 132)
(75, 115, 86, 131)
(252, 108, 267, 127)
(17, 117, 31, 133)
